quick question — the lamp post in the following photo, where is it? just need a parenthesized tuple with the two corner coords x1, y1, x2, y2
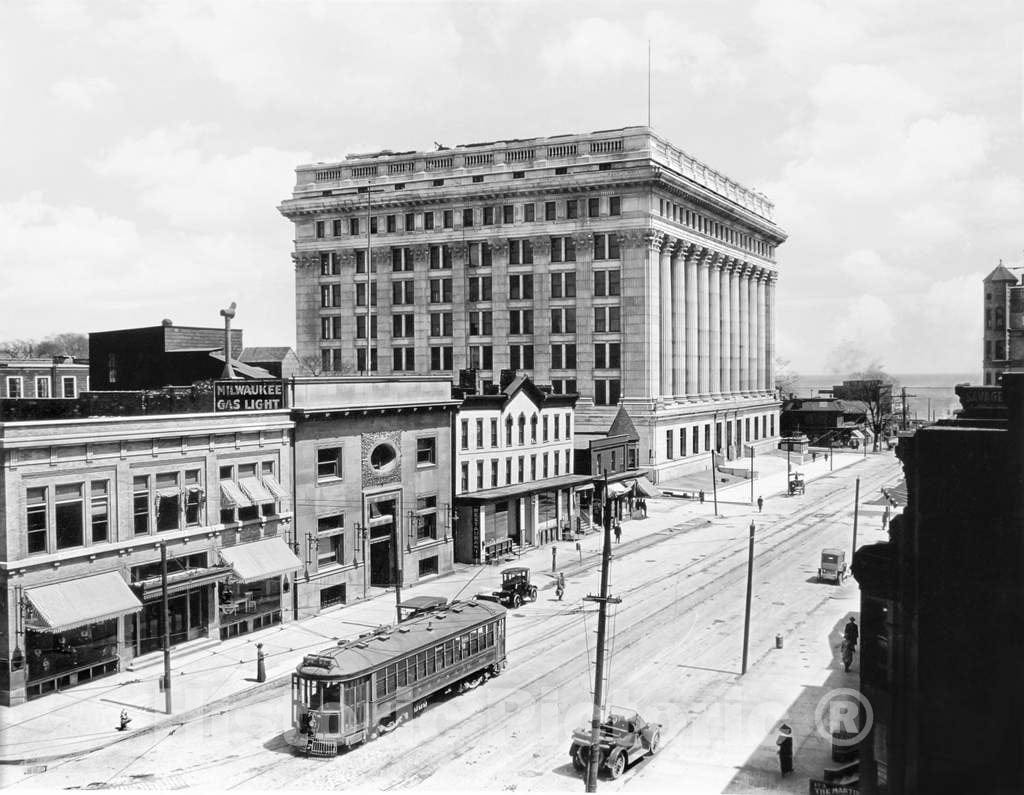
(355, 523, 367, 599)
(305, 532, 318, 581)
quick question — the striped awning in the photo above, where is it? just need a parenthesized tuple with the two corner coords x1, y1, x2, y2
(606, 482, 629, 498)
(219, 479, 252, 508)
(24, 572, 142, 632)
(239, 476, 274, 504)
(631, 476, 661, 498)
(262, 475, 287, 500)
(219, 538, 300, 583)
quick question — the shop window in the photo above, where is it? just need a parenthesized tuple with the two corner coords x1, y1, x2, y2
(320, 583, 346, 609)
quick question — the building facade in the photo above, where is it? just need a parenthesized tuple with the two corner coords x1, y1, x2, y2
(0, 409, 297, 705)
(288, 377, 458, 617)
(982, 262, 1024, 385)
(280, 126, 786, 481)
(452, 373, 584, 563)
(0, 356, 89, 399)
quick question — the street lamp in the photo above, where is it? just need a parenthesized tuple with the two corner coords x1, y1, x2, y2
(305, 532, 318, 581)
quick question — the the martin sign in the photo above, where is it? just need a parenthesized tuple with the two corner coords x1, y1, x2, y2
(214, 380, 285, 412)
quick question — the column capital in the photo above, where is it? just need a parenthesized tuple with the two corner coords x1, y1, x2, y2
(339, 249, 355, 266)
(616, 227, 648, 248)
(572, 230, 594, 249)
(294, 252, 316, 271)
(487, 237, 509, 256)
(371, 248, 390, 266)
(707, 250, 724, 270)
(529, 235, 551, 256)
(412, 244, 429, 263)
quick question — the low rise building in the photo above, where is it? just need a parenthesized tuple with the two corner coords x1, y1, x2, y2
(0, 355, 89, 399)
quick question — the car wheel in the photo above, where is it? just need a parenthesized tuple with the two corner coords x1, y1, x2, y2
(609, 752, 627, 779)
(529, 586, 538, 601)
(571, 746, 586, 772)
(512, 593, 523, 608)
(649, 729, 660, 754)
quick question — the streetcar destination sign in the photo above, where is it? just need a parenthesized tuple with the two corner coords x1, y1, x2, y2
(214, 380, 285, 412)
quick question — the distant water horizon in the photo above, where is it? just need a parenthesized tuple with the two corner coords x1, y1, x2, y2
(790, 371, 978, 422)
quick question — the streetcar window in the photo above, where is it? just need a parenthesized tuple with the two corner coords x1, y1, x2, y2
(435, 645, 444, 672)
(322, 682, 341, 708)
(427, 651, 436, 675)
(376, 670, 386, 696)
(487, 623, 495, 647)
(445, 640, 455, 665)
(387, 665, 397, 693)
(398, 660, 408, 687)
(462, 634, 471, 659)
(419, 652, 428, 678)
(470, 630, 479, 655)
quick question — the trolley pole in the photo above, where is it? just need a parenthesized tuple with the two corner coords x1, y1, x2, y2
(741, 521, 755, 675)
(710, 451, 719, 517)
(160, 543, 172, 714)
(852, 477, 860, 561)
(584, 474, 621, 793)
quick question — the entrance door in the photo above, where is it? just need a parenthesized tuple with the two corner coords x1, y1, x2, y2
(368, 497, 398, 587)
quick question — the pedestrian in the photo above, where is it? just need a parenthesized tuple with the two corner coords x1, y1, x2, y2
(757, 495, 764, 513)
(776, 723, 794, 775)
(843, 616, 859, 652)
(556, 572, 566, 600)
(812, 451, 817, 463)
(639, 497, 647, 517)
(698, 490, 705, 504)
(614, 522, 622, 543)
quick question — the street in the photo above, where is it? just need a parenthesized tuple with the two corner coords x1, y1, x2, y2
(8, 453, 899, 792)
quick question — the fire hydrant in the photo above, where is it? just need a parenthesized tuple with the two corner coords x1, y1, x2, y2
(256, 642, 267, 683)
(117, 709, 132, 731)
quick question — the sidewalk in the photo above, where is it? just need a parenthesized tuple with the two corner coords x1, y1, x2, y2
(0, 450, 872, 767)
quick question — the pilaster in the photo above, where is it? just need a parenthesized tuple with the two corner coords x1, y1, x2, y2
(737, 262, 750, 395)
(684, 245, 700, 399)
(747, 266, 759, 396)
(620, 228, 661, 402)
(719, 258, 733, 397)
(671, 241, 689, 399)
(756, 270, 767, 395)
(708, 252, 722, 399)
(697, 248, 711, 400)
(658, 234, 675, 400)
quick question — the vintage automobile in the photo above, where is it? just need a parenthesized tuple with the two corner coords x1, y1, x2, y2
(788, 472, 806, 495)
(475, 567, 538, 608)
(569, 707, 661, 779)
(818, 548, 847, 584)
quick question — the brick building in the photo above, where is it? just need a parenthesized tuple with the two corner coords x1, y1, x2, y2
(280, 125, 786, 482)
(0, 355, 89, 399)
(982, 262, 1024, 385)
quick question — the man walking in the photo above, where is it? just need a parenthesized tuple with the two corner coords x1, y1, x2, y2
(776, 723, 793, 775)
(844, 616, 859, 652)
(614, 521, 622, 543)
(757, 495, 764, 512)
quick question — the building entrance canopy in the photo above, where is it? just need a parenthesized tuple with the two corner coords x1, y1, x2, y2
(24, 571, 143, 632)
(454, 473, 593, 505)
(219, 537, 301, 583)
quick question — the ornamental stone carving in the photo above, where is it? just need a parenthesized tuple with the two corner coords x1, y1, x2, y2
(487, 238, 509, 256)
(412, 245, 429, 263)
(361, 430, 403, 489)
(529, 236, 551, 256)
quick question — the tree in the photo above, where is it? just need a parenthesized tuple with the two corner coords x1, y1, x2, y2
(833, 363, 898, 452)
(0, 333, 88, 359)
(774, 356, 800, 398)
(298, 355, 324, 376)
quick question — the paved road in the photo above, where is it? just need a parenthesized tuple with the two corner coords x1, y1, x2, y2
(8, 454, 899, 792)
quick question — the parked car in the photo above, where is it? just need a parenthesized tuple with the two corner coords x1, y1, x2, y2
(569, 707, 661, 779)
(475, 566, 538, 608)
(818, 548, 847, 584)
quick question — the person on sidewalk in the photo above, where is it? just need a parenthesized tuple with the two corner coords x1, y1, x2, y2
(776, 724, 794, 775)
(556, 572, 566, 600)
(614, 521, 622, 543)
(698, 490, 705, 504)
(757, 495, 764, 512)
(843, 616, 859, 652)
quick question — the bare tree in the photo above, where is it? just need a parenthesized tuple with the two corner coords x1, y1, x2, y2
(0, 339, 38, 359)
(1, 333, 88, 359)
(298, 355, 324, 376)
(774, 356, 800, 398)
(833, 363, 899, 452)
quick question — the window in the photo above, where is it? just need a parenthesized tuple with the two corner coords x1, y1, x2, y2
(594, 379, 621, 406)
(316, 220, 325, 239)
(317, 514, 344, 567)
(392, 346, 415, 371)
(33, 376, 50, 398)
(355, 282, 377, 306)
(555, 166, 568, 175)
(405, 212, 415, 231)
(551, 307, 577, 334)
(461, 462, 469, 492)
(545, 201, 556, 221)
(565, 413, 571, 437)
(475, 419, 484, 448)
(184, 469, 202, 525)
(469, 310, 493, 336)
(356, 315, 378, 339)
(91, 480, 109, 542)
(6, 377, 23, 398)
(666, 430, 675, 460)
(594, 270, 621, 297)
(370, 216, 378, 234)
(393, 313, 415, 338)
(133, 475, 150, 535)
(468, 276, 492, 302)
(593, 233, 621, 260)
(461, 419, 470, 450)
(430, 346, 453, 371)
(505, 458, 513, 483)
(550, 272, 576, 298)
(468, 345, 493, 369)
(610, 196, 621, 216)
(467, 241, 493, 268)
(509, 309, 534, 335)
(505, 415, 513, 445)
(429, 278, 452, 303)
(517, 415, 526, 445)
(518, 456, 525, 481)
(429, 244, 453, 269)
(53, 483, 85, 549)
(391, 247, 414, 271)
(594, 306, 621, 332)
(523, 203, 535, 222)
(26, 486, 47, 553)
(530, 455, 537, 480)
(424, 211, 435, 230)
(392, 279, 414, 305)
(483, 206, 494, 225)
(542, 416, 549, 442)
(594, 342, 621, 369)
(550, 343, 577, 369)
(513, 171, 524, 179)
(490, 419, 499, 447)
(417, 437, 437, 465)
(320, 251, 338, 275)
(550, 236, 576, 262)
(509, 273, 533, 299)
(551, 378, 578, 395)
(356, 347, 378, 372)
(587, 197, 600, 217)
(508, 238, 533, 265)
(416, 496, 439, 541)
(508, 344, 533, 370)
(350, 217, 360, 235)
(429, 312, 453, 336)
(502, 204, 514, 223)
(554, 415, 561, 440)
(491, 459, 500, 485)
(443, 209, 454, 229)
(317, 447, 343, 481)
(386, 214, 396, 233)
(332, 219, 342, 237)
(321, 348, 341, 372)
(566, 199, 578, 219)
(321, 284, 341, 307)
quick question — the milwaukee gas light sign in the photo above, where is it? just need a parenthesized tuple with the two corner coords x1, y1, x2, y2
(214, 380, 285, 411)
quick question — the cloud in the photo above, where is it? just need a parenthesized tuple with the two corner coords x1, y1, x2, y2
(50, 75, 116, 110)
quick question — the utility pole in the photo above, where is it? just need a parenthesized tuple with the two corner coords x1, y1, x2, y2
(585, 473, 622, 793)
(900, 386, 918, 431)
(394, 521, 404, 625)
(710, 450, 719, 517)
(749, 444, 755, 506)
(852, 477, 860, 561)
(741, 521, 755, 675)
(160, 543, 172, 715)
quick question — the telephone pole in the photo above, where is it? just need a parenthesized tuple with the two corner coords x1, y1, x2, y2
(584, 473, 622, 792)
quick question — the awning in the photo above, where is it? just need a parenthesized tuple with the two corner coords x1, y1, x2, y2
(219, 537, 301, 583)
(631, 476, 661, 498)
(24, 571, 142, 632)
(220, 480, 252, 508)
(262, 474, 288, 500)
(850, 430, 865, 439)
(606, 482, 628, 498)
(239, 476, 274, 504)
(135, 567, 229, 600)
(155, 487, 181, 499)
(573, 483, 595, 492)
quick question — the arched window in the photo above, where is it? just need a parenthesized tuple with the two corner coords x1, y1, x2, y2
(518, 414, 526, 445)
(530, 415, 538, 443)
(505, 415, 513, 446)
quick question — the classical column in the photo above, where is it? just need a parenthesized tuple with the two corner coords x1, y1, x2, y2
(756, 271, 767, 394)
(747, 267, 759, 395)
(729, 263, 740, 398)
(738, 264, 750, 394)
(708, 252, 722, 398)
(719, 259, 732, 396)
(671, 243, 688, 397)
(685, 246, 699, 398)
(697, 249, 711, 399)
(621, 229, 662, 401)
(765, 272, 776, 396)
(659, 235, 674, 399)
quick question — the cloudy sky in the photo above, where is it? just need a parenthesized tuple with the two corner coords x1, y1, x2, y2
(2, 0, 1020, 376)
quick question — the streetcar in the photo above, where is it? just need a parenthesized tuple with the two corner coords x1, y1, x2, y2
(284, 599, 507, 755)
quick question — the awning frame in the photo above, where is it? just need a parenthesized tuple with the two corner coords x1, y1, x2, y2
(24, 571, 143, 633)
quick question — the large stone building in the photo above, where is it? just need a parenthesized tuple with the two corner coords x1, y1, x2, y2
(982, 262, 1024, 385)
(280, 126, 786, 481)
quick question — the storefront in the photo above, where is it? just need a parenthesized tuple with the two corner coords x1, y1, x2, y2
(217, 537, 300, 640)
(16, 571, 142, 700)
